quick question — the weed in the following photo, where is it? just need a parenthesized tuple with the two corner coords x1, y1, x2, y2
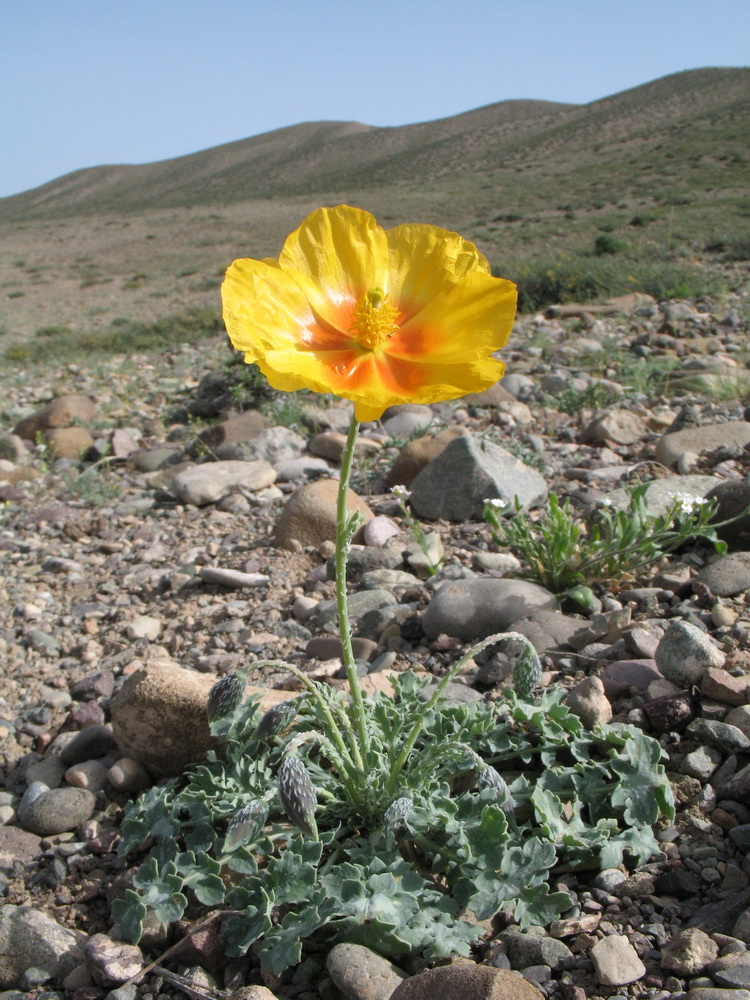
(392, 485, 442, 575)
(484, 488, 731, 593)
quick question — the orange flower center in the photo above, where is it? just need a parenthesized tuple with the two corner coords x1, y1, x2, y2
(349, 287, 399, 350)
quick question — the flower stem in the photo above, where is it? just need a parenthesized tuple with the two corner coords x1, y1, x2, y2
(336, 414, 370, 760)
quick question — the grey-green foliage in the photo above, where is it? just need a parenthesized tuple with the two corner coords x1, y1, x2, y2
(484, 485, 728, 593)
(115, 671, 673, 976)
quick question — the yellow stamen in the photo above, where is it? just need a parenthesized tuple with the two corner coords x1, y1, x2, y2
(349, 287, 399, 350)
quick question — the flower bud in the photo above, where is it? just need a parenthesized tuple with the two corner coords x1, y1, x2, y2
(513, 644, 542, 698)
(477, 766, 515, 819)
(278, 755, 318, 839)
(254, 698, 299, 742)
(206, 672, 245, 722)
(224, 798, 269, 852)
(383, 795, 413, 841)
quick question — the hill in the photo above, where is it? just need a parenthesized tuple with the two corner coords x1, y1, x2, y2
(0, 67, 748, 346)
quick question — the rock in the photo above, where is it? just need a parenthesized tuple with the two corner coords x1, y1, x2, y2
(404, 532, 444, 577)
(57, 725, 119, 765)
(325, 943, 408, 1000)
(189, 410, 269, 456)
(410, 434, 547, 521)
(198, 567, 270, 589)
(274, 479, 372, 550)
(655, 620, 725, 686)
(84, 934, 143, 985)
(65, 759, 110, 793)
(380, 403, 435, 437)
(13, 393, 96, 438)
(661, 927, 719, 975)
(423, 578, 559, 641)
(602, 475, 720, 514)
(504, 932, 574, 971)
(655, 422, 750, 467)
(582, 409, 647, 445)
(45, 426, 95, 458)
(0, 826, 42, 873)
(726, 706, 750, 739)
(386, 427, 465, 487)
(129, 446, 185, 472)
(124, 615, 162, 641)
(565, 676, 612, 726)
(110, 657, 291, 776)
(18, 786, 96, 836)
(274, 456, 332, 481)
(506, 611, 585, 660)
(0, 905, 82, 987)
(363, 515, 400, 548)
(228, 989, 280, 1000)
(600, 659, 662, 699)
(107, 758, 152, 793)
(170, 460, 276, 506)
(687, 719, 750, 754)
(389, 964, 544, 1000)
(0, 432, 28, 463)
(698, 553, 750, 597)
(706, 480, 750, 551)
(703, 667, 750, 706)
(589, 933, 646, 986)
(309, 430, 380, 462)
(681, 746, 723, 781)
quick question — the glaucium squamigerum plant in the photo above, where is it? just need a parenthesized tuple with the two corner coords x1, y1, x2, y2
(115, 206, 674, 975)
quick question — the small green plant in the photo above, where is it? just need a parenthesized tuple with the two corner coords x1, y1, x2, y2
(392, 484, 442, 575)
(115, 648, 673, 976)
(543, 382, 622, 414)
(593, 234, 625, 256)
(61, 465, 122, 505)
(484, 487, 729, 593)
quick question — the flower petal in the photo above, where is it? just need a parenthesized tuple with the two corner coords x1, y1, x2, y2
(278, 205, 389, 331)
(385, 224, 490, 322)
(222, 257, 351, 359)
(389, 271, 517, 363)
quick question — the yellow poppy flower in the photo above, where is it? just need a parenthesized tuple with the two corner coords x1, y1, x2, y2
(221, 205, 517, 422)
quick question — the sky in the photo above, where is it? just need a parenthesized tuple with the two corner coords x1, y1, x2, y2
(1, 0, 748, 199)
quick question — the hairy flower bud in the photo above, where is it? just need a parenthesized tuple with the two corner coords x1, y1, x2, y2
(384, 796, 413, 836)
(278, 755, 318, 839)
(513, 644, 542, 698)
(477, 766, 515, 819)
(254, 699, 299, 742)
(206, 672, 245, 722)
(224, 798, 269, 852)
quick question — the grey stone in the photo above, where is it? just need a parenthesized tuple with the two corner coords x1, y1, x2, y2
(325, 942, 408, 1000)
(600, 659, 662, 699)
(410, 434, 547, 522)
(18, 786, 95, 836)
(171, 460, 276, 505)
(602, 475, 720, 514)
(0, 906, 82, 988)
(681, 746, 723, 781)
(84, 934, 143, 985)
(380, 404, 435, 437)
(315, 589, 396, 629)
(216, 425, 306, 464)
(687, 719, 750, 754)
(655, 422, 750, 466)
(274, 456, 332, 481)
(423, 578, 558, 641)
(655, 620, 725, 686)
(589, 934, 646, 985)
(57, 725, 119, 765)
(698, 553, 750, 597)
(506, 611, 585, 660)
(582, 409, 647, 446)
(661, 927, 719, 975)
(715, 967, 750, 988)
(198, 567, 270, 589)
(504, 931, 574, 972)
(706, 479, 750, 551)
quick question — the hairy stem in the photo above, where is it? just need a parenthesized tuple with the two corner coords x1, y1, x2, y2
(336, 414, 371, 761)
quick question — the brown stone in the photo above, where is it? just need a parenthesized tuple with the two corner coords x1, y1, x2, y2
(14, 393, 96, 438)
(110, 656, 294, 777)
(386, 427, 466, 487)
(702, 667, 750, 707)
(44, 427, 95, 458)
(189, 410, 269, 456)
(390, 964, 543, 1000)
(0, 467, 38, 485)
(274, 479, 372, 551)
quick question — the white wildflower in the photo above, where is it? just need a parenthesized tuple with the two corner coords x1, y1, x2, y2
(484, 498, 508, 511)
(392, 485, 411, 500)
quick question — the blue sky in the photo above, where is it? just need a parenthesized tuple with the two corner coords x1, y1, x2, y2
(1, 0, 748, 199)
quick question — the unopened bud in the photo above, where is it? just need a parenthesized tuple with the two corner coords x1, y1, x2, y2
(278, 755, 318, 839)
(206, 672, 245, 722)
(224, 798, 269, 852)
